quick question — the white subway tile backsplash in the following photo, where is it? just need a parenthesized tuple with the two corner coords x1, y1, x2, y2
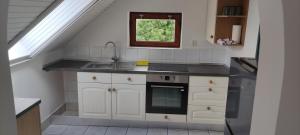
(63, 44, 228, 64)
(138, 49, 149, 60)
(161, 49, 174, 61)
(101, 47, 114, 58)
(186, 48, 200, 64)
(89, 46, 102, 58)
(173, 49, 187, 63)
(149, 49, 163, 61)
(199, 48, 212, 63)
(211, 46, 227, 63)
(125, 48, 139, 61)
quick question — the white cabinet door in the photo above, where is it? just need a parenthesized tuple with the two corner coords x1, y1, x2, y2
(78, 83, 111, 119)
(112, 74, 146, 85)
(187, 105, 225, 125)
(189, 86, 228, 106)
(112, 84, 146, 120)
(77, 72, 111, 83)
(206, 0, 218, 44)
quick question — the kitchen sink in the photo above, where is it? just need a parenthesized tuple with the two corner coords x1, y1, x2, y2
(81, 62, 135, 71)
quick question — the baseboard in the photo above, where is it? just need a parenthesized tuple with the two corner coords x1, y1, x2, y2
(41, 103, 66, 130)
(50, 115, 225, 131)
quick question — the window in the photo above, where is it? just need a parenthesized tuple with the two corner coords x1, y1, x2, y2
(130, 12, 182, 48)
(8, 0, 97, 62)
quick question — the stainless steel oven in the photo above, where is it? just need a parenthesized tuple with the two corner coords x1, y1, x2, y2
(146, 74, 189, 115)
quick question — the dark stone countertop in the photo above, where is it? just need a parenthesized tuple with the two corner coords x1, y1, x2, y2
(15, 98, 41, 118)
(43, 59, 229, 77)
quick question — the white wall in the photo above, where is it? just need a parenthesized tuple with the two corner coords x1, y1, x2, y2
(275, 0, 300, 134)
(0, 0, 18, 134)
(250, 0, 285, 134)
(64, 0, 229, 64)
(251, 0, 300, 134)
(10, 50, 65, 122)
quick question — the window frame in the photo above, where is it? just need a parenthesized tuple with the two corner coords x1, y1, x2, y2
(129, 12, 182, 48)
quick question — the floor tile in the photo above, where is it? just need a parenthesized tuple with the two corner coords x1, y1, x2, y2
(105, 127, 127, 135)
(189, 130, 210, 135)
(62, 126, 88, 135)
(147, 128, 167, 135)
(126, 128, 147, 135)
(43, 125, 68, 135)
(209, 131, 224, 135)
(168, 129, 188, 135)
(84, 126, 107, 135)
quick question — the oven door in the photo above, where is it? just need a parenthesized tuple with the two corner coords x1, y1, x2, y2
(146, 82, 188, 114)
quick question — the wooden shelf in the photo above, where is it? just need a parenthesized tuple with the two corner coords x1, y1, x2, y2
(214, 43, 244, 47)
(217, 15, 246, 18)
(206, 0, 249, 46)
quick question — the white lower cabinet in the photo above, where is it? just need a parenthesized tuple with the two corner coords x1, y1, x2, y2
(187, 105, 225, 124)
(146, 114, 187, 123)
(112, 84, 146, 120)
(78, 73, 146, 121)
(78, 83, 111, 119)
(78, 73, 229, 125)
(187, 76, 229, 125)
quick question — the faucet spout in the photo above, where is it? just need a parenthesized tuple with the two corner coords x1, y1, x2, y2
(105, 41, 119, 63)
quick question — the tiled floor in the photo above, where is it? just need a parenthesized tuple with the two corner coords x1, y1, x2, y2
(43, 125, 224, 135)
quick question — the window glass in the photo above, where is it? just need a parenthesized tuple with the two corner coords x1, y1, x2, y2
(136, 19, 176, 42)
(130, 12, 182, 48)
(8, 0, 96, 61)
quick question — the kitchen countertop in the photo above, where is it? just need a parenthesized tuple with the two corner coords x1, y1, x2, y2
(15, 98, 41, 118)
(43, 59, 229, 76)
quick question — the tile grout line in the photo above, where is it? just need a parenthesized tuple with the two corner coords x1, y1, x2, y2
(82, 126, 90, 135)
(125, 127, 128, 135)
(104, 126, 108, 135)
(146, 127, 149, 135)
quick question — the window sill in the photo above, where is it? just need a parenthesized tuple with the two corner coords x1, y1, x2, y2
(128, 46, 183, 50)
(10, 56, 31, 67)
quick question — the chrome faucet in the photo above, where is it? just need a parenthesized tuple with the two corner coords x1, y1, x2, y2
(105, 41, 120, 63)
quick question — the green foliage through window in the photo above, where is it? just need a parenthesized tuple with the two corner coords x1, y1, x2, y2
(136, 19, 175, 42)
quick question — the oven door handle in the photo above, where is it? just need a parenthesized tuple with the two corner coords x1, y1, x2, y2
(151, 85, 185, 89)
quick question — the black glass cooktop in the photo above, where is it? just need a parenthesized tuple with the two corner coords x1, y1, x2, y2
(148, 63, 188, 72)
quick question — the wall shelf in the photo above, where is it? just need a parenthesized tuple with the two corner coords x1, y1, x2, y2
(206, 0, 250, 47)
(217, 15, 246, 18)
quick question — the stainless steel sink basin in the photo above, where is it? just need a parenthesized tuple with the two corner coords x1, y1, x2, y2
(81, 62, 135, 71)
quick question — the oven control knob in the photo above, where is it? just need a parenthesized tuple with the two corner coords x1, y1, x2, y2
(207, 106, 211, 111)
(165, 76, 170, 81)
(164, 115, 168, 119)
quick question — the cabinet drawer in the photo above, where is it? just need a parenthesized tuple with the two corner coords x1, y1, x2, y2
(189, 76, 229, 87)
(187, 105, 225, 124)
(77, 72, 111, 83)
(112, 74, 146, 85)
(189, 86, 228, 106)
(146, 114, 187, 123)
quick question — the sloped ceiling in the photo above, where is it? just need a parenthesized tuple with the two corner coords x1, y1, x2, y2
(40, 0, 116, 53)
(7, 0, 57, 42)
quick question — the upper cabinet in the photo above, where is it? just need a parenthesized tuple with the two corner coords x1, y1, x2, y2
(206, 0, 250, 46)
